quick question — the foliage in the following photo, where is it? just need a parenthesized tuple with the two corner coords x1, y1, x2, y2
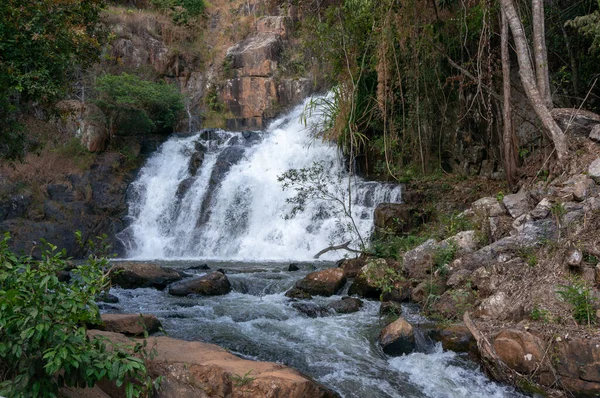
(230, 370, 255, 387)
(518, 247, 538, 267)
(557, 277, 597, 326)
(151, 0, 205, 25)
(362, 259, 405, 300)
(94, 73, 184, 136)
(278, 161, 365, 247)
(369, 233, 427, 259)
(530, 304, 552, 323)
(0, 233, 152, 398)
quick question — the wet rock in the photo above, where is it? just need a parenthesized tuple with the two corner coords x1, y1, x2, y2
(293, 268, 346, 297)
(492, 329, 545, 374)
(339, 256, 366, 278)
(285, 287, 313, 300)
(188, 150, 205, 176)
(378, 317, 416, 356)
(89, 330, 340, 398)
(502, 191, 533, 218)
(379, 301, 403, 316)
(288, 263, 300, 271)
(110, 262, 184, 290)
(175, 178, 195, 200)
(97, 292, 119, 304)
(373, 203, 427, 235)
(168, 271, 231, 296)
(187, 263, 210, 271)
(328, 297, 363, 314)
(428, 324, 476, 356)
(380, 281, 412, 303)
(100, 313, 161, 336)
(472, 196, 507, 217)
(292, 302, 331, 318)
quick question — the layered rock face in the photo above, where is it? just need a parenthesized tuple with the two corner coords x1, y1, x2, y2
(223, 16, 314, 130)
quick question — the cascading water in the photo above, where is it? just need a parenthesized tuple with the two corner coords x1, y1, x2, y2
(118, 97, 401, 261)
(113, 97, 527, 398)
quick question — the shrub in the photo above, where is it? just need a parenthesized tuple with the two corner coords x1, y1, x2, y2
(0, 233, 152, 397)
(557, 277, 597, 326)
(151, 0, 205, 25)
(94, 73, 184, 137)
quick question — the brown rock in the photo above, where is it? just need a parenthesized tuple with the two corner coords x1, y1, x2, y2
(59, 386, 111, 398)
(379, 301, 403, 316)
(293, 268, 346, 297)
(432, 289, 476, 320)
(168, 271, 231, 296)
(348, 258, 402, 299)
(492, 329, 545, 374)
(100, 313, 161, 336)
(403, 239, 437, 280)
(89, 330, 339, 398)
(110, 262, 184, 290)
(327, 297, 363, 314)
(373, 203, 427, 235)
(429, 324, 477, 356)
(378, 317, 415, 356)
(339, 256, 366, 278)
(556, 337, 600, 383)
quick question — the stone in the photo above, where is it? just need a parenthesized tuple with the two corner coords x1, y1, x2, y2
(479, 159, 495, 177)
(551, 107, 600, 135)
(492, 329, 545, 374)
(188, 150, 205, 176)
(428, 324, 476, 356)
(293, 268, 346, 297)
(476, 291, 510, 320)
(373, 203, 427, 235)
(348, 258, 394, 299)
(168, 271, 231, 296)
(442, 230, 479, 255)
(561, 175, 595, 202)
(338, 256, 366, 278)
(432, 289, 476, 320)
(588, 158, 600, 184)
(379, 301, 403, 316)
(187, 263, 210, 271)
(100, 313, 161, 336)
(502, 191, 533, 218)
(292, 302, 331, 318)
(89, 330, 340, 398)
(590, 124, 600, 142)
(110, 262, 184, 290)
(402, 239, 437, 280)
(285, 287, 313, 300)
(60, 386, 111, 398)
(471, 197, 507, 217)
(97, 292, 119, 304)
(378, 317, 416, 356)
(447, 269, 472, 288)
(530, 198, 552, 220)
(288, 263, 300, 271)
(327, 297, 363, 314)
(566, 247, 583, 267)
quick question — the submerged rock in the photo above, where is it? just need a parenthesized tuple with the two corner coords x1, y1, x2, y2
(378, 317, 416, 356)
(292, 302, 332, 318)
(168, 271, 231, 296)
(110, 262, 184, 290)
(292, 268, 346, 297)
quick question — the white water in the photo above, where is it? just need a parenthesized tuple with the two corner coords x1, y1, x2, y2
(120, 97, 402, 261)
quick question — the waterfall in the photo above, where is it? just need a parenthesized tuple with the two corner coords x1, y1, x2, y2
(119, 97, 402, 261)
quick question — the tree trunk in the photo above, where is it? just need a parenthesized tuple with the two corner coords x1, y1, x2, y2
(499, 0, 568, 164)
(532, 0, 552, 108)
(501, 10, 518, 189)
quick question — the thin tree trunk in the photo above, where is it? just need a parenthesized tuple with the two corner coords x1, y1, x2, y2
(502, 10, 518, 189)
(562, 24, 579, 95)
(499, 0, 568, 164)
(532, 0, 552, 108)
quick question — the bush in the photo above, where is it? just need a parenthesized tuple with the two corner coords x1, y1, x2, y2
(557, 277, 597, 326)
(151, 0, 205, 25)
(0, 233, 152, 398)
(94, 73, 184, 136)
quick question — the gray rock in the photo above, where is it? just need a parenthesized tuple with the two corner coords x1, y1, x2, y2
(327, 297, 363, 314)
(589, 124, 600, 142)
(588, 158, 600, 184)
(566, 248, 583, 267)
(111, 262, 185, 290)
(476, 291, 510, 320)
(530, 198, 552, 220)
(502, 191, 533, 218)
(472, 197, 507, 217)
(447, 269, 472, 288)
(168, 271, 231, 296)
(402, 239, 437, 279)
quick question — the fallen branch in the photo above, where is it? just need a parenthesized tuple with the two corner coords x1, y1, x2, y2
(313, 241, 362, 259)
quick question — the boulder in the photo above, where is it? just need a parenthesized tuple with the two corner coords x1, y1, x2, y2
(566, 247, 583, 267)
(431, 288, 476, 320)
(492, 329, 545, 374)
(288, 263, 300, 271)
(530, 198, 552, 220)
(292, 268, 346, 297)
(188, 150, 205, 176)
(110, 262, 184, 290)
(373, 203, 426, 235)
(428, 324, 476, 356)
(348, 258, 401, 299)
(590, 124, 600, 142)
(402, 239, 437, 280)
(555, 336, 600, 393)
(378, 317, 416, 356)
(100, 313, 161, 336)
(551, 108, 600, 135)
(447, 269, 472, 288)
(89, 330, 340, 398)
(502, 191, 533, 218)
(285, 288, 313, 300)
(476, 291, 511, 320)
(168, 271, 231, 296)
(379, 301, 403, 316)
(589, 158, 600, 184)
(327, 297, 363, 314)
(559, 175, 596, 202)
(471, 197, 507, 217)
(339, 256, 366, 278)
(292, 302, 331, 318)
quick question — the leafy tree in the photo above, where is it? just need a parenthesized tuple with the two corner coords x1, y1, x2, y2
(0, 234, 153, 398)
(94, 73, 184, 136)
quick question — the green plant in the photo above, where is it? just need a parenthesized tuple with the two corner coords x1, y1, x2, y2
(362, 259, 405, 300)
(230, 370, 255, 387)
(441, 212, 473, 238)
(151, 0, 205, 24)
(518, 247, 538, 267)
(557, 277, 597, 326)
(94, 73, 184, 136)
(369, 233, 427, 259)
(496, 191, 505, 202)
(0, 233, 153, 397)
(433, 242, 458, 270)
(530, 304, 552, 322)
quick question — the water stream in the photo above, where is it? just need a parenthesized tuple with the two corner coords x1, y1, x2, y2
(114, 98, 526, 397)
